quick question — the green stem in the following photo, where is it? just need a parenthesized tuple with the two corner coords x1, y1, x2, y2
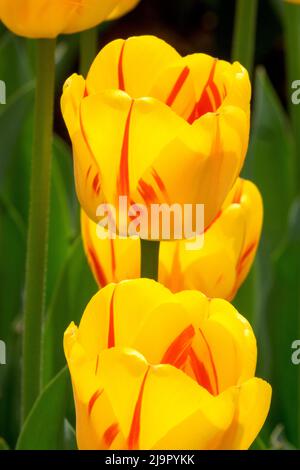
(284, 2, 300, 186)
(22, 39, 56, 423)
(231, 0, 258, 76)
(79, 27, 98, 76)
(140, 239, 160, 281)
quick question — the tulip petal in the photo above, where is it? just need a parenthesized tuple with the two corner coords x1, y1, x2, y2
(180, 55, 250, 120)
(64, 323, 126, 450)
(219, 378, 272, 450)
(79, 89, 208, 209)
(172, 294, 257, 392)
(86, 36, 180, 96)
(61, 74, 108, 221)
(159, 178, 262, 299)
(63, 0, 120, 35)
(81, 210, 140, 286)
(108, 0, 141, 20)
(0, 0, 121, 38)
(149, 59, 197, 120)
(197, 299, 257, 391)
(77, 279, 173, 356)
(98, 348, 236, 450)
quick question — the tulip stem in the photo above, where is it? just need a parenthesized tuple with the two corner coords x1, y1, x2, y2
(284, 2, 300, 186)
(140, 239, 160, 281)
(22, 39, 56, 424)
(231, 0, 258, 76)
(79, 27, 98, 76)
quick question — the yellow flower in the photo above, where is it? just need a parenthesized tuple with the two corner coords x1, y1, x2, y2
(109, 0, 140, 20)
(0, 0, 140, 38)
(64, 279, 271, 450)
(61, 35, 251, 238)
(81, 177, 262, 300)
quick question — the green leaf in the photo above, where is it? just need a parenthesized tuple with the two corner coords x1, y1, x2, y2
(0, 84, 34, 194)
(266, 199, 300, 447)
(42, 237, 97, 386)
(63, 419, 77, 450)
(233, 262, 257, 325)
(250, 436, 268, 450)
(0, 195, 25, 338)
(238, 68, 297, 391)
(0, 33, 34, 99)
(245, 67, 296, 253)
(0, 437, 10, 450)
(46, 136, 79, 306)
(0, 196, 25, 445)
(16, 368, 68, 450)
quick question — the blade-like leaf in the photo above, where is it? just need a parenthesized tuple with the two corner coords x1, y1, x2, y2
(266, 199, 300, 447)
(16, 368, 68, 450)
(42, 237, 97, 386)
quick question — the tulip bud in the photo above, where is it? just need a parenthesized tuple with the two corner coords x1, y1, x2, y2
(64, 279, 271, 450)
(61, 35, 251, 240)
(0, 0, 140, 38)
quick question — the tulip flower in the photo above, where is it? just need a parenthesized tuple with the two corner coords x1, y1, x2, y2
(81, 177, 262, 300)
(64, 279, 271, 450)
(0, 0, 140, 38)
(61, 35, 251, 239)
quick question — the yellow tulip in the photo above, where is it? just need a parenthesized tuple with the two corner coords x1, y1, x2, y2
(109, 0, 140, 20)
(64, 279, 271, 450)
(61, 35, 251, 238)
(81, 177, 262, 300)
(0, 0, 140, 38)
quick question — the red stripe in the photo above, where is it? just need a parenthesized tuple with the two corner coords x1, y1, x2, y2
(166, 66, 190, 107)
(110, 239, 116, 278)
(232, 180, 244, 204)
(237, 241, 256, 276)
(86, 164, 92, 181)
(128, 368, 150, 450)
(92, 173, 100, 195)
(79, 112, 101, 172)
(79, 110, 102, 201)
(108, 290, 116, 348)
(198, 327, 219, 395)
(151, 168, 169, 202)
(152, 169, 165, 193)
(210, 80, 222, 109)
(161, 325, 195, 369)
(103, 422, 120, 448)
(88, 388, 104, 416)
(189, 348, 214, 395)
(88, 247, 107, 287)
(229, 241, 257, 300)
(118, 42, 126, 91)
(95, 354, 99, 375)
(138, 178, 158, 205)
(118, 101, 134, 197)
(188, 59, 220, 123)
